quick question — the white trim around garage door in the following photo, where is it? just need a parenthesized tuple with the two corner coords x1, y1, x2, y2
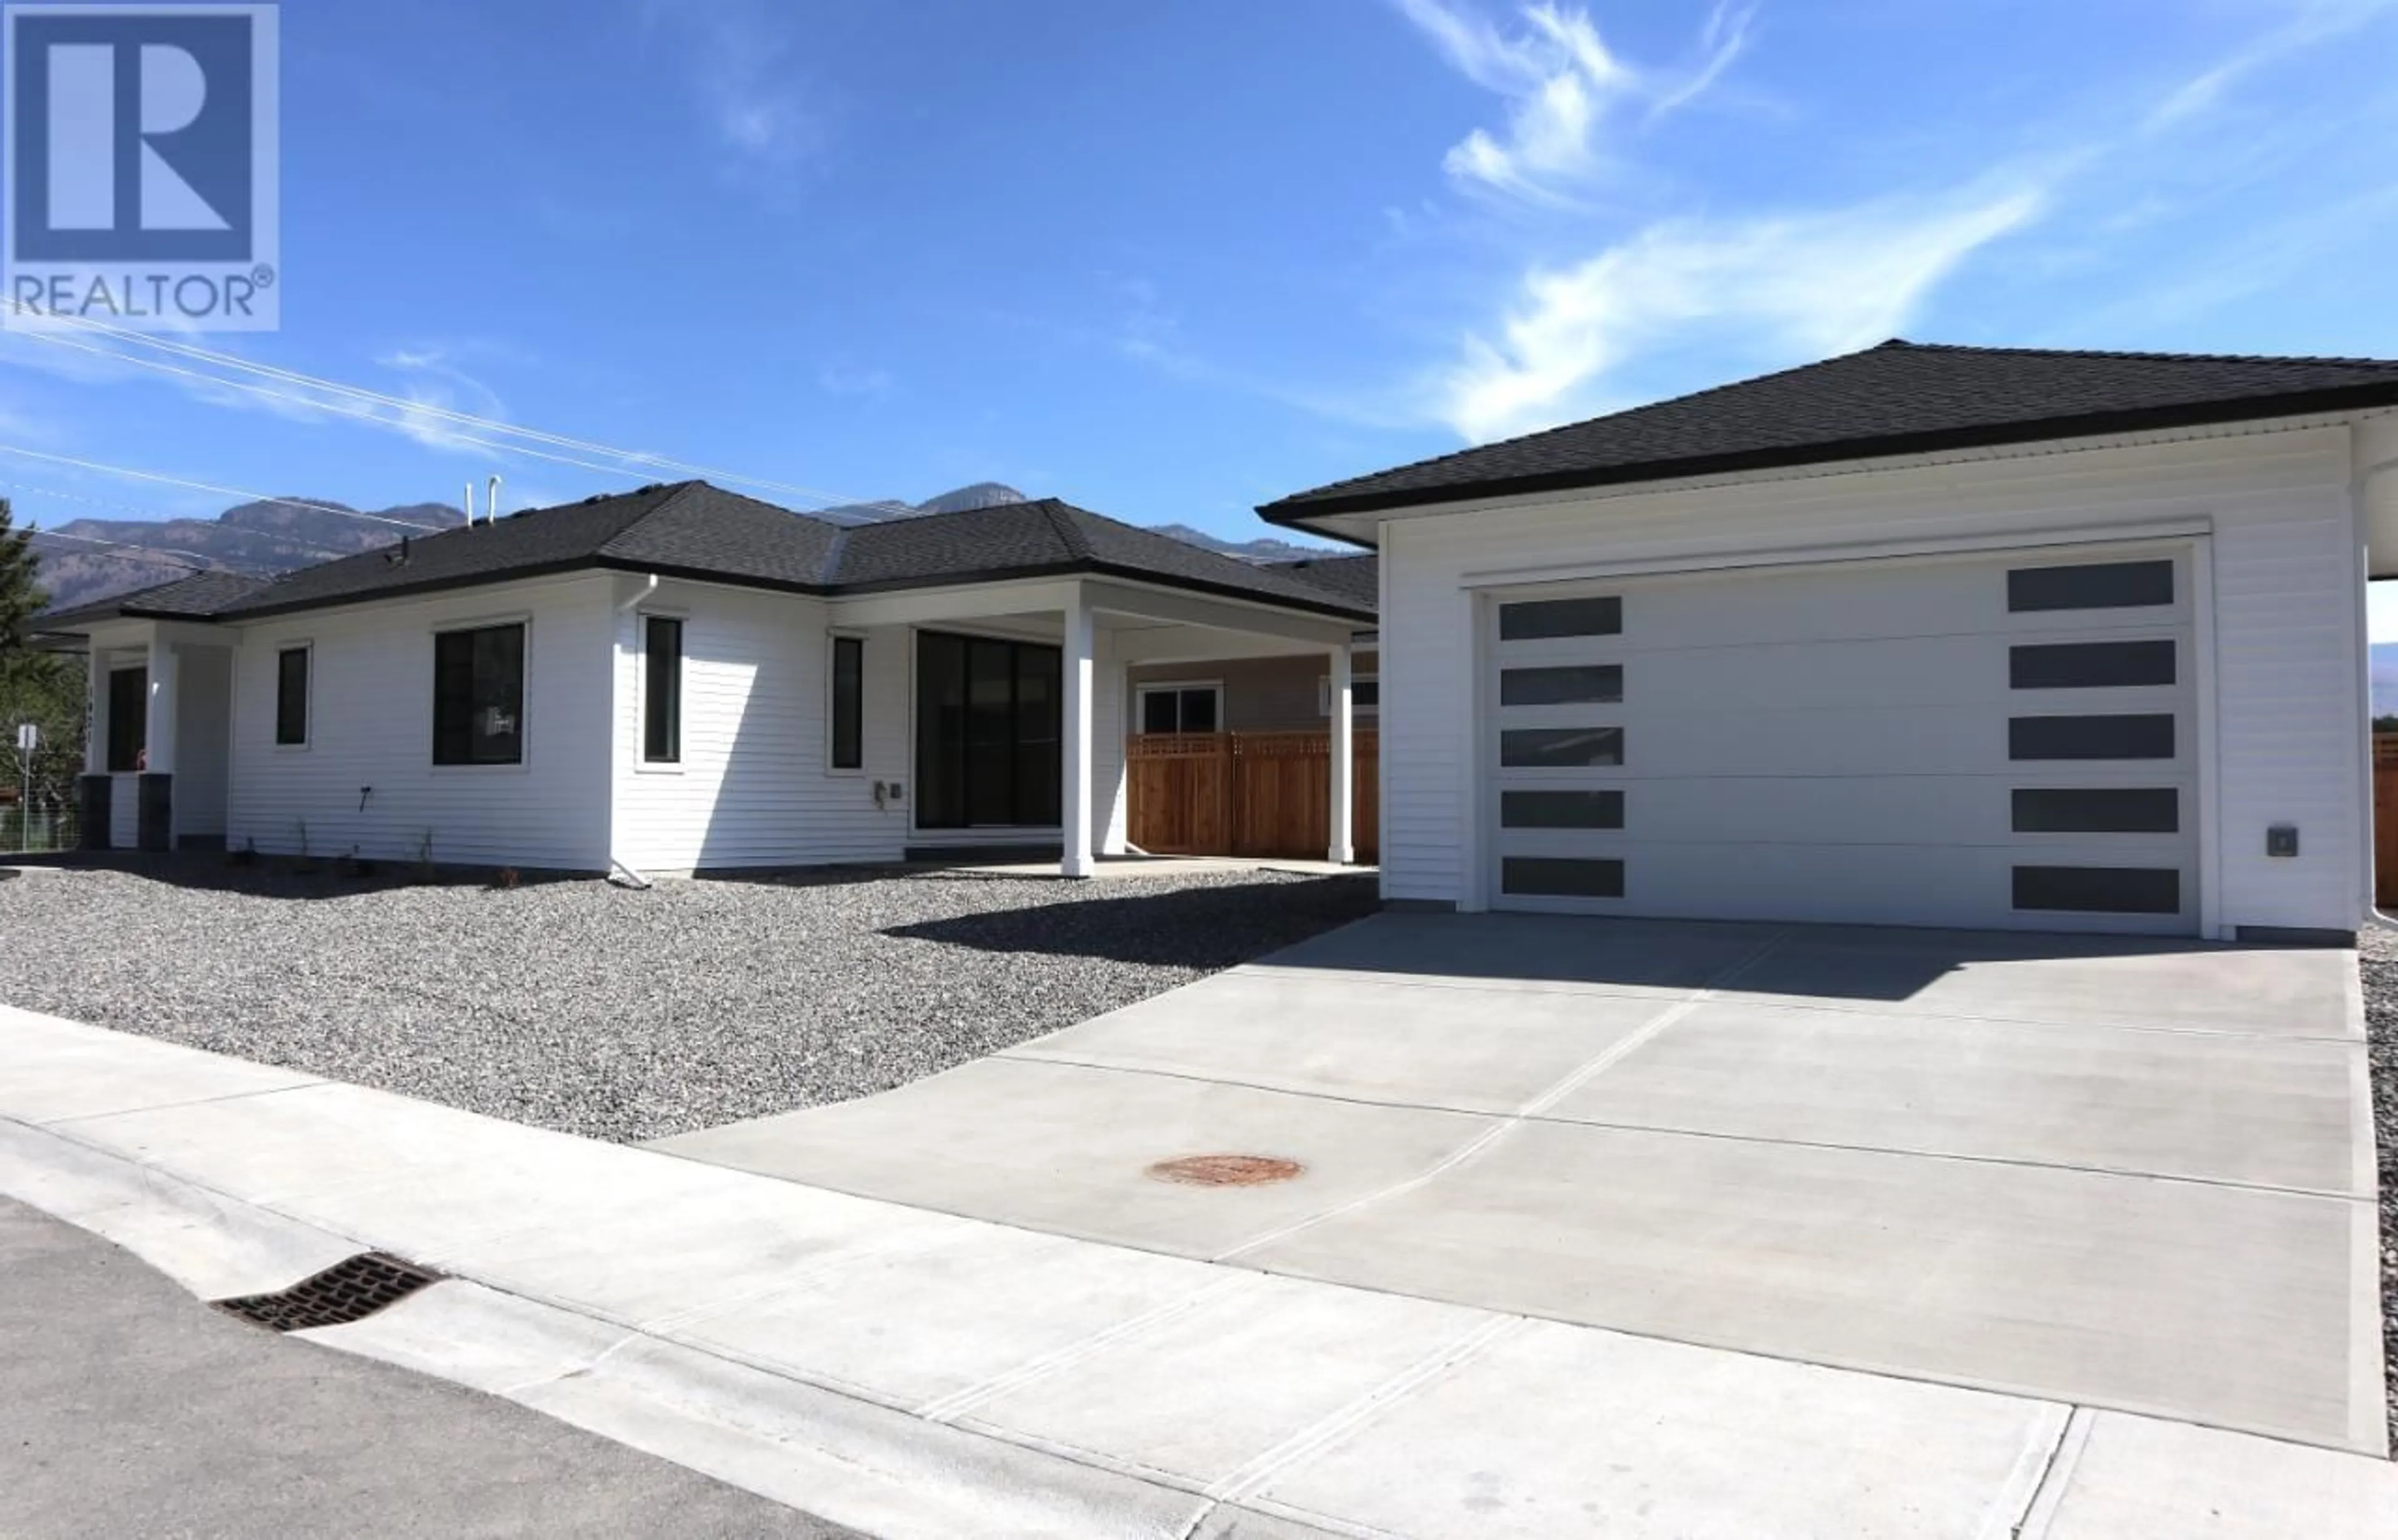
(1456, 525, 2220, 933)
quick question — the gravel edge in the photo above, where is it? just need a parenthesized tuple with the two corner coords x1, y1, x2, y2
(2354, 925, 2398, 1448)
(0, 864, 1383, 1145)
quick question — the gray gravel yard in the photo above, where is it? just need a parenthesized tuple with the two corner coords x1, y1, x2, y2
(2357, 924, 2398, 1444)
(0, 863, 1377, 1143)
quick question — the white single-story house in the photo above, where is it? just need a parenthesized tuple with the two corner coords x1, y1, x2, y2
(34, 486, 1376, 877)
(1259, 339, 2398, 942)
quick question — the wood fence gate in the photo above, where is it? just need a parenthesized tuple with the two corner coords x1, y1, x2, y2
(1127, 731, 1378, 862)
(2377, 734, 2398, 907)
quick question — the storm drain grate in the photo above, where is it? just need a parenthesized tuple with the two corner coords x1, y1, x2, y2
(210, 1253, 442, 1331)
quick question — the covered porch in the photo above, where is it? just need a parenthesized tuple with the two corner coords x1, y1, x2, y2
(828, 575, 1372, 877)
(64, 617, 237, 854)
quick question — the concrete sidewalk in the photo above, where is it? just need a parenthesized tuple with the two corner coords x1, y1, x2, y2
(2, 1002, 2392, 1539)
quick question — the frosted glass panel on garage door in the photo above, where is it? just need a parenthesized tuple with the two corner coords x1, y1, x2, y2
(1483, 548, 2198, 934)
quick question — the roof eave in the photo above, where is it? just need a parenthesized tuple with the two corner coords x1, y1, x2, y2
(217, 556, 609, 622)
(185, 553, 1371, 628)
(1258, 382, 2398, 523)
(27, 601, 224, 633)
(826, 558, 1376, 623)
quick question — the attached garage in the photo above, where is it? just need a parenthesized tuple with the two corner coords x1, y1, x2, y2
(1481, 546, 2198, 932)
(1260, 340, 2398, 942)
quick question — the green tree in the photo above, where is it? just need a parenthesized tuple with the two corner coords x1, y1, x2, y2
(0, 498, 86, 845)
(0, 494, 37, 644)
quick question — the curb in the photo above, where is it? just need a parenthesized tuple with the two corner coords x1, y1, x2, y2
(0, 1113, 1343, 1540)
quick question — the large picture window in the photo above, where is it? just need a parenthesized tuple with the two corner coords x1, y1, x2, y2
(915, 631, 1060, 827)
(106, 666, 147, 772)
(433, 623, 526, 766)
(642, 616, 682, 764)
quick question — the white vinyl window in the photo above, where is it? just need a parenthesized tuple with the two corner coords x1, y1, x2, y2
(1137, 682, 1221, 734)
(1320, 673, 1380, 717)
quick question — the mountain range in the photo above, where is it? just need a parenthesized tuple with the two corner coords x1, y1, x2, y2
(25, 481, 1344, 613)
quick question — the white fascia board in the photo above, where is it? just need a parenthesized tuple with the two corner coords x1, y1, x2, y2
(1080, 578, 1355, 649)
(824, 578, 1083, 629)
(1279, 410, 2392, 544)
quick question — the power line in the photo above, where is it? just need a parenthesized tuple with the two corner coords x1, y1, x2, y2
(0, 443, 444, 532)
(19, 524, 222, 576)
(0, 476, 363, 561)
(6, 304, 917, 521)
(17, 326, 756, 491)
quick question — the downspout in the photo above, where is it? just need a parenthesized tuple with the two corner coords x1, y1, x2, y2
(2351, 445, 2398, 927)
(608, 576, 660, 890)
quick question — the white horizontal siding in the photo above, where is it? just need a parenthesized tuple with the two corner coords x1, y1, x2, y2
(609, 580, 909, 871)
(225, 575, 614, 868)
(1378, 424, 2367, 932)
(611, 588, 1132, 868)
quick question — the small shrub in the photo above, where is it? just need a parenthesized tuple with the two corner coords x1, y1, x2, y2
(489, 866, 521, 891)
(225, 838, 258, 869)
(413, 829, 437, 884)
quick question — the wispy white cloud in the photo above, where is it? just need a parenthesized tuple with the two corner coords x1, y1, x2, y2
(2147, 0, 2397, 131)
(818, 361, 895, 400)
(1437, 186, 2045, 442)
(371, 347, 513, 454)
(1395, 0, 1754, 204)
(1647, 1, 1756, 124)
(639, 0, 824, 182)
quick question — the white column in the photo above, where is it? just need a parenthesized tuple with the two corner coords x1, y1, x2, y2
(1061, 586, 1095, 878)
(82, 650, 103, 774)
(144, 641, 177, 775)
(1328, 641, 1354, 866)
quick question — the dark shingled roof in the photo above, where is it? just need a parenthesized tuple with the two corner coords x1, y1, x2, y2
(832, 499, 1371, 612)
(1260, 340, 2398, 524)
(33, 570, 272, 631)
(1271, 554, 1379, 610)
(35, 481, 1374, 629)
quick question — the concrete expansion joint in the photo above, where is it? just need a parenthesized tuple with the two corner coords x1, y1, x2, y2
(2009, 1406, 2095, 1539)
(912, 1271, 1262, 1424)
(1213, 926, 1802, 1263)
(37, 1077, 331, 1127)
(1200, 1314, 1527, 1506)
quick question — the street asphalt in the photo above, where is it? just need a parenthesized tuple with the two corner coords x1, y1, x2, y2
(0, 1196, 858, 1540)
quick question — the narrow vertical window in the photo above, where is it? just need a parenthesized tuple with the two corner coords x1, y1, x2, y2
(643, 616, 682, 764)
(275, 646, 310, 746)
(106, 666, 147, 772)
(830, 634, 864, 770)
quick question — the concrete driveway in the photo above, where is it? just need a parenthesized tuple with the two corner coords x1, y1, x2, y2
(654, 912, 2385, 1454)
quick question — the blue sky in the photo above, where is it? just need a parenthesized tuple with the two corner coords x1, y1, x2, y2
(4, 0, 2397, 586)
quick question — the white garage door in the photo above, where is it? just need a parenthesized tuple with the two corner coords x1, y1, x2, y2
(1483, 546, 2199, 934)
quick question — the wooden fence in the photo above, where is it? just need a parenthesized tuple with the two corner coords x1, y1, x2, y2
(2377, 734, 2398, 907)
(1127, 731, 1378, 862)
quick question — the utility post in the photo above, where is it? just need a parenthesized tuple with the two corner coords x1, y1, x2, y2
(12, 722, 32, 849)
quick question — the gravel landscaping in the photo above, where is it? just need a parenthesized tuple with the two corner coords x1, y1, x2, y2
(0, 862, 1377, 1143)
(2357, 924, 2398, 1444)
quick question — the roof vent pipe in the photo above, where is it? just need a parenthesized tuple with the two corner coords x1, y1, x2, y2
(487, 475, 503, 523)
(462, 480, 475, 528)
